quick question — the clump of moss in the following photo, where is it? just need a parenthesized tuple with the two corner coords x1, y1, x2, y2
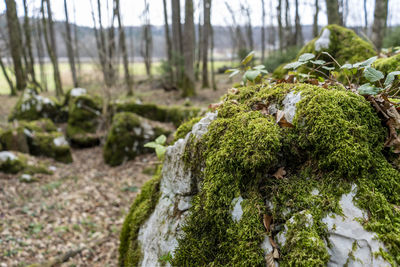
(0, 125, 30, 153)
(29, 132, 72, 163)
(113, 98, 201, 127)
(374, 53, 400, 74)
(104, 112, 171, 166)
(119, 166, 162, 267)
(273, 25, 376, 77)
(66, 94, 103, 147)
(0, 151, 27, 174)
(173, 117, 202, 142)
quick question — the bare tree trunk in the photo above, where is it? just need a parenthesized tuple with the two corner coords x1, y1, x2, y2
(202, 0, 211, 88)
(325, 0, 342, 25)
(64, 0, 78, 87)
(277, 0, 284, 51)
(268, 0, 276, 50)
(107, 13, 117, 87)
(242, 4, 254, 51)
(34, 18, 48, 92)
(73, 0, 81, 73)
(210, 25, 216, 91)
(195, 3, 202, 82)
(22, 0, 40, 89)
(182, 0, 195, 96)
(0, 51, 16, 95)
(371, 0, 389, 51)
(363, 0, 368, 31)
(115, 0, 133, 95)
(42, 0, 63, 97)
(284, 0, 293, 47)
(141, 1, 152, 78)
(5, 0, 26, 91)
(313, 0, 320, 37)
(294, 0, 302, 46)
(171, 0, 183, 85)
(162, 0, 173, 83)
(261, 0, 266, 62)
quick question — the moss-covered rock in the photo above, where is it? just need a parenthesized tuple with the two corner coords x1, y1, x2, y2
(0, 125, 30, 154)
(66, 94, 103, 147)
(120, 82, 400, 266)
(103, 112, 172, 166)
(29, 132, 72, 163)
(273, 25, 377, 78)
(374, 53, 400, 74)
(0, 151, 26, 174)
(173, 116, 202, 142)
(113, 99, 201, 127)
(8, 89, 62, 122)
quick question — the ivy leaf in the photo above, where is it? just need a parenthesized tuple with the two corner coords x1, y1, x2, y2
(144, 141, 158, 149)
(228, 69, 240, 78)
(225, 68, 237, 73)
(245, 70, 261, 82)
(155, 135, 167, 145)
(340, 63, 353, 69)
(358, 83, 381, 95)
(298, 53, 315, 62)
(155, 146, 167, 159)
(241, 51, 255, 65)
(284, 61, 305, 70)
(310, 59, 325, 65)
(354, 56, 378, 68)
(384, 71, 400, 87)
(253, 65, 266, 70)
(260, 70, 269, 74)
(322, 66, 335, 71)
(364, 67, 384, 82)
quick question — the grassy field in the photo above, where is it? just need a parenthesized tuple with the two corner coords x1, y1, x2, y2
(0, 61, 234, 95)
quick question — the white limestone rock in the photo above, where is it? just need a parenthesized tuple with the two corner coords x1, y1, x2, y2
(231, 196, 244, 222)
(70, 88, 87, 97)
(0, 151, 17, 162)
(137, 112, 217, 267)
(315, 28, 331, 51)
(282, 91, 302, 124)
(53, 136, 69, 147)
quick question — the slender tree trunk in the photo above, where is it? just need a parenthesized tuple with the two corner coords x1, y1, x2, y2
(5, 0, 26, 91)
(268, 0, 276, 50)
(23, 0, 40, 88)
(242, 5, 254, 51)
(277, 0, 284, 51)
(162, 0, 173, 83)
(115, 0, 133, 95)
(171, 0, 183, 84)
(371, 0, 389, 51)
(141, 1, 152, 78)
(64, 0, 78, 87)
(107, 13, 117, 87)
(42, 0, 63, 97)
(201, 0, 211, 88)
(364, 0, 368, 31)
(325, 0, 342, 25)
(294, 0, 302, 46)
(73, 0, 81, 73)
(0, 51, 16, 95)
(195, 4, 202, 82)
(210, 25, 216, 91)
(284, 0, 293, 47)
(34, 18, 47, 92)
(313, 0, 320, 37)
(182, 0, 195, 96)
(261, 0, 266, 63)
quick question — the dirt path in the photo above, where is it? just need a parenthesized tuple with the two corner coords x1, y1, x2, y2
(0, 147, 157, 266)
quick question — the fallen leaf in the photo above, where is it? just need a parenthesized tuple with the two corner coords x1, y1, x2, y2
(269, 236, 278, 249)
(276, 110, 293, 127)
(228, 88, 239, 95)
(208, 101, 223, 110)
(273, 167, 286, 179)
(273, 248, 280, 259)
(263, 214, 272, 232)
(265, 253, 275, 267)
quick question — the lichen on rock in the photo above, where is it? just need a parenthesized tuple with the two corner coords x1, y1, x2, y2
(119, 82, 400, 266)
(103, 112, 172, 166)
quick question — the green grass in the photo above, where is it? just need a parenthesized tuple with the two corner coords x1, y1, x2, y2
(0, 61, 235, 95)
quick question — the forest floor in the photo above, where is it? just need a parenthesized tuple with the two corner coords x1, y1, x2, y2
(0, 74, 232, 266)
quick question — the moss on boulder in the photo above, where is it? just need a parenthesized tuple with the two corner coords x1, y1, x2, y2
(66, 93, 103, 147)
(120, 82, 400, 266)
(0, 151, 27, 174)
(374, 53, 400, 74)
(103, 112, 172, 166)
(173, 117, 202, 142)
(273, 25, 376, 78)
(8, 89, 62, 122)
(113, 99, 201, 127)
(29, 132, 72, 163)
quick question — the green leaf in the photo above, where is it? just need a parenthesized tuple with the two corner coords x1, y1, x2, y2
(144, 142, 158, 148)
(358, 83, 381, 95)
(155, 146, 167, 159)
(155, 135, 167, 145)
(322, 66, 335, 71)
(363, 67, 384, 82)
(253, 65, 266, 70)
(310, 60, 325, 65)
(340, 63, 353, 69)
(284, 61, 305, 70)
(245, 70, 260, 82)
(354, 56, 378, 68)
(384, 71, 400, 87)
(260, 70, 269, 74)
(229, 69, 240, 78)
(241, 51, 255, 65)
(224, 68, 237, 73)
(298, 53, 315, 62)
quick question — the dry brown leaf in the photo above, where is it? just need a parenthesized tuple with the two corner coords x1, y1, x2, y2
(273, 167, 286, 179)
(269, 236, 278, 249)
(273, 248, 280, 259)
(307, 78, 319, 85)
(275, 110, 293, 127)
(228, 88, 239, 95)
(265, 252, 275, 267)
(263, 214, 272, 232)
(208, 101, 223, 110)
(254, 102, 269, 116)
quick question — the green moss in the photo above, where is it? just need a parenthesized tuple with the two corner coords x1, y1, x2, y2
(119, 166, 162, 266)
(29, 132, 73, 163)
(66, 94, 102, 147)
(0, 152, 27, 174)
(374, 53, 400, 74)
(0, 126, 30, 153)
(20, 118, 57, 133)
(273, 25, 376, 78)
(173, 117, 202, 142)
(114, 99, 201, 127)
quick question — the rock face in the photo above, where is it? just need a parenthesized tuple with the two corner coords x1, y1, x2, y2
(120, 83, 399, 266)
(103, 112, 172, 166)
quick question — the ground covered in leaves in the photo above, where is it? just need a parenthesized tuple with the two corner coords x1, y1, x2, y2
(0, 147, 157, 266)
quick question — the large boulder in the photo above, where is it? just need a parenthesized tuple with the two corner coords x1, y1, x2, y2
(374, 53, 400, 74)
(0, 151, 27, 174)
(113, 98, 201, 127)
(66, 93, 103, 147)
(119, 83, 400, 266)
(103, 112, 172, 166)
(8, 89, 62, 122)
(274, 25, 376, 78)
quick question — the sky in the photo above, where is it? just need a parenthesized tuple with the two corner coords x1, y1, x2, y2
(0, 0, 399, 28)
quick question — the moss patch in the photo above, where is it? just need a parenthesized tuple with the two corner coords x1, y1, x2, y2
(173, 117, 202, 142)
(374, 53, 400, 74)
(119, 166, 162, 266)
(0, 151, 27, 174)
